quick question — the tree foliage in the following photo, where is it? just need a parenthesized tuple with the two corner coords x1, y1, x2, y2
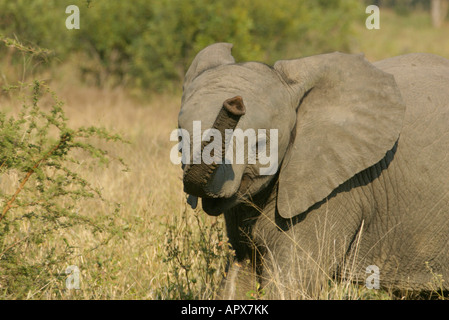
(0, 0, 362, 91)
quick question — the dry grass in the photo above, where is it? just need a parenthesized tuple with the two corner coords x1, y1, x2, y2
(0, 83, 230, 299)
(51, 87, 220, 299)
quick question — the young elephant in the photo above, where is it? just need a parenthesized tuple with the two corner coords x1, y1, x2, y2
(177, 43, 449, 299)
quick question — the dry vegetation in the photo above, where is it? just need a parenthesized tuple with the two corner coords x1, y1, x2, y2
(1, 84, 230, 299)
(56, 88, 186, 299)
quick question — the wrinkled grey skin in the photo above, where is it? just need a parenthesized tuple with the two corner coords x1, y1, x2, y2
(178, 43, 449, 299)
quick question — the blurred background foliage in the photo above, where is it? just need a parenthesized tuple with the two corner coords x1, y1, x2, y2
(0, 0, 448, 92)
(0, 0, 362, 91)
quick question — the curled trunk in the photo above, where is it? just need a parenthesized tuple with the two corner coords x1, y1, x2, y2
(183, 96, 246, 198)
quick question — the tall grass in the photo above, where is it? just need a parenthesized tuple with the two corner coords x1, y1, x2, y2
(1, 73, 232, 299)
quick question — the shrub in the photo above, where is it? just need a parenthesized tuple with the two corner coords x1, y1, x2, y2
(0, 38, 127, 298)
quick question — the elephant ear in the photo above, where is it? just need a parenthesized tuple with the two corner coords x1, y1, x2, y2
(274, 52, 406, 219)
(183, 43, 235, 90)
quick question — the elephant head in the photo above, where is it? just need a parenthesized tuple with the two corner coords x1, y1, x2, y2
(178, 43, 405, 218)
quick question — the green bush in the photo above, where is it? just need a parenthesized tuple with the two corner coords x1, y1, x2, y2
(131, 0, 263, 91)
(0, 39, 128, 298)
(0, 0, 362, 91)
(128, 0, 362, 90)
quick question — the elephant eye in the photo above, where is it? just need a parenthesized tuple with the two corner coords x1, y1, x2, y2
(257, 137, 267, 152)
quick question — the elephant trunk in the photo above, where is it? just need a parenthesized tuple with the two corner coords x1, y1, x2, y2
(183, 96, 246, 198)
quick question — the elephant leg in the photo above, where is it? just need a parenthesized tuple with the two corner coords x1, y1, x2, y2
(258, 243, 336, 299)
(252, 188, 366, 299)
(217, 258, 262, 300)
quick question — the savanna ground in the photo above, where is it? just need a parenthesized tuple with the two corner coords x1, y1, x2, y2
(1, 9, 449, 300)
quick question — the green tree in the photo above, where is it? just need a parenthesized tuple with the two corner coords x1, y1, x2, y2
(0, 0, 362, 91)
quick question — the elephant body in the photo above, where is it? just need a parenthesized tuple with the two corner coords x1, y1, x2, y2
(177, 43, 449, 299)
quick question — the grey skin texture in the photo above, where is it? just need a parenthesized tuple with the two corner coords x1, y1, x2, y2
(178, 43, 449, 299)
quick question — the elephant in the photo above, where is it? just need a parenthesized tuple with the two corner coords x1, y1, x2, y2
(176, 42, 449, 299)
